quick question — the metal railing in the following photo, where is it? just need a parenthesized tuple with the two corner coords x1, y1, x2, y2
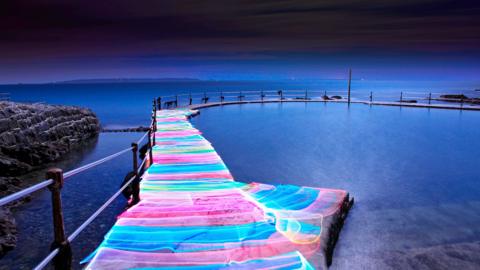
(155, 89, 480, 110)
(0, 99, 159, 270)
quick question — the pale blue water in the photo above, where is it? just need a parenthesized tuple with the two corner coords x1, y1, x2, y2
(191, 103, 480, 269)
(1, 81, 480, 269)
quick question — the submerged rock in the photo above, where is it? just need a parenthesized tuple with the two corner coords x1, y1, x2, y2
(0, 101, 100, 256)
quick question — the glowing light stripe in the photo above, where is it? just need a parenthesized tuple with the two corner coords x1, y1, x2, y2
(84, 109, 347, 269)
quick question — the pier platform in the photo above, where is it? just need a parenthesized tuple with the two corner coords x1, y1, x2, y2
(84, 109, 353, 269)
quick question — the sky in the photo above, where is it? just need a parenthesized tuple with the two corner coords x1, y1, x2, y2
(0, 0, 479, 83)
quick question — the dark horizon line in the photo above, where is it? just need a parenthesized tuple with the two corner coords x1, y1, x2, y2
(2, 77, 480, 87)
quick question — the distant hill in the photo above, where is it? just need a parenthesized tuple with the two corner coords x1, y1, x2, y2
(54, 78, 202, 84)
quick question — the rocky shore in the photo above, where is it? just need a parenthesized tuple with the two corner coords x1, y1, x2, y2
(0, 101, 100, 256)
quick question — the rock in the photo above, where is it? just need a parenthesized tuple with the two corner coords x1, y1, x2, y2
(0, 101, 101, 256)
(0, 207, 16, 256)
(440, 94, 468, 99)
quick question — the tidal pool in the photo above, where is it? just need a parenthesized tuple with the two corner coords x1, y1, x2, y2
(190, 102, 480, 269)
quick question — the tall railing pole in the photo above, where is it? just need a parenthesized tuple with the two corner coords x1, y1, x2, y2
(428, 92, 432, 104)
(175, 95, 178, 107)
(157, 97, 162, 110)
(261, 90, 264, 101)
(151, 114, 156, 145)
(46, 168, 72, 270)
(148, 129, 154, 163)
(400, 91, 403, 103)
(153, 98, 157, 114)
(347, 68, 352, 105)
(189, 93, 192, 105)
(131, 143, 140, 204)
(370, 91, 373, 103)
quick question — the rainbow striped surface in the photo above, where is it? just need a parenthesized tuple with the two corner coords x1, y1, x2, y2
(84, 109, 349, 269)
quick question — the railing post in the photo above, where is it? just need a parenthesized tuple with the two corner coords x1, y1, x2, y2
(347, 68, 352, 105)
(147, 129, 154, 164)
(151, 115, 156, 145)
(305, 90, 308, 101)
(189, 93, 192, 105)
(131, 143, 140, 204)
(261, 90, 264, 101)
(153, 98, 157, 114)
(370, 91, 373, 102)
(46, 168, 72, 270)
(175, 95, 178, 107)
(428, 92, 432, 104)
(204, 92, 207, 104)
(324, 90, 327, 102)
(157, 97, 162, 110)
(400, 91, 403, 103)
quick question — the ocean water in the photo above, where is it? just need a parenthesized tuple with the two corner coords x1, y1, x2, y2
(1, 81, 480, 269)
(2, 80, 479, 128)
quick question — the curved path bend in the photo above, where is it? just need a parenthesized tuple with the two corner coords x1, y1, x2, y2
(85, 108, 353, 269)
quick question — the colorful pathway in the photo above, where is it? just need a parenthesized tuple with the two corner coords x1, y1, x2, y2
(84, 109, 350, 269)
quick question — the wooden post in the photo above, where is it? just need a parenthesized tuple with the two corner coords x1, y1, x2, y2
(189, 93, 192, 105)
(239, 91, 242, 101)
(157, 97, 162, 110)
(261, 90, 264, 101)
(220, 91, 224, 103)
(369, 91, 373, 102)
(461, 93, 464, 109)
(305, 90, 308, 100)
(175, 95, 178, 107)
(324, 90, 327, 102)
(400, 92, 403, 103)
(131, 143, 140, 204)
(47, 168, 72, 270)
(428, 92, 432, 104)
(204, 92, 207, 104)
(347, 68, 352, 105)
(152, 99, 157, 123)
(147, 129, 153, 164)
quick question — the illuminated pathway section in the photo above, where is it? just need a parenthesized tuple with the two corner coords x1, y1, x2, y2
(85, 109, 352, 269)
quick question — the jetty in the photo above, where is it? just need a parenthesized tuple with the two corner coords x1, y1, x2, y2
(0, 98, 353, 269)
(84, 108, 352, 269)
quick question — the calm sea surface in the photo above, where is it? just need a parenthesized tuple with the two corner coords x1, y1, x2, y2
(1, 81, 480, 269)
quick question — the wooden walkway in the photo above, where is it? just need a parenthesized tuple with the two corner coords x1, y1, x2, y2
(84, 108, 352, 269)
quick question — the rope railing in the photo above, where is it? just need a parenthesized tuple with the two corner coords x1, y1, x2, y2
(0, 179, 53, 206)
(64, 147, 133, 179)
(0, 148, 133, 208)
(1, 105, 158, 270)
